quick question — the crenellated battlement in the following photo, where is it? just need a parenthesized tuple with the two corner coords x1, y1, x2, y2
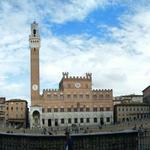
(62, 72, 92, 80)
(62, 72, 69, 78)
(86, 73, 92, 79)
(43, 89, 59, 92)
(92, 89, 113, 92)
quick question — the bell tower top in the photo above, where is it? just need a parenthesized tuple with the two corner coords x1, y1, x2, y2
(31, 21, 40, 37)
(29, 21, 40, 48)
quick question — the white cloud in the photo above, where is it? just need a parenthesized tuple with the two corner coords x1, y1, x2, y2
(39, 5, 150, 96)
(102, 6, 150, 94)
(46, 0, 109, 23)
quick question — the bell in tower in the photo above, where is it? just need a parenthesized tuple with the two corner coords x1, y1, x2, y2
(33, 29, 36, 37)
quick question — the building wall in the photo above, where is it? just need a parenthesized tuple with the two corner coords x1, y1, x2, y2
(5, 99, 28, 128)
(42, 111, 113, 127)
(114, 94, 143, 104)
(0, 97, 6, 127)
(114, 104, 150, 123)
(143, 86, 150, 97)
(143, 86, 150, 104)
(132, 96, 143, 103)
(30, 73, 114, 128)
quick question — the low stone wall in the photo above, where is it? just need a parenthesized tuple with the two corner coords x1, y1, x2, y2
(0, 130, 138, 150)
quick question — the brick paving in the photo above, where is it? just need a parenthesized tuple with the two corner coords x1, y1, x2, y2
(0, 119, 149, 135)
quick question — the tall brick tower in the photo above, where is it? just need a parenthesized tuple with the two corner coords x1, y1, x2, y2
(29, 21, 40, 106)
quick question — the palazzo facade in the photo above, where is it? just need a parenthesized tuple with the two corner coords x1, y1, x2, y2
(29, 22, 113, 128)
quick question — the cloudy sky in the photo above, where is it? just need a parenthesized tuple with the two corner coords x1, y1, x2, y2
(0, 0, 150, 105)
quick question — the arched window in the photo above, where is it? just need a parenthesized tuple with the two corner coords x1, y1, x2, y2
(33, 29, 36, 36)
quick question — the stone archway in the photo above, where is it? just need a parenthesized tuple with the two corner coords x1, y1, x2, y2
(32, 110, 40, 127)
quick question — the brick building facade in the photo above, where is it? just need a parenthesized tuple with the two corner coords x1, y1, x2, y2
(114, 103, 150, 123)
(29, 22, 113, 128)
(5, 99, 28, 128)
